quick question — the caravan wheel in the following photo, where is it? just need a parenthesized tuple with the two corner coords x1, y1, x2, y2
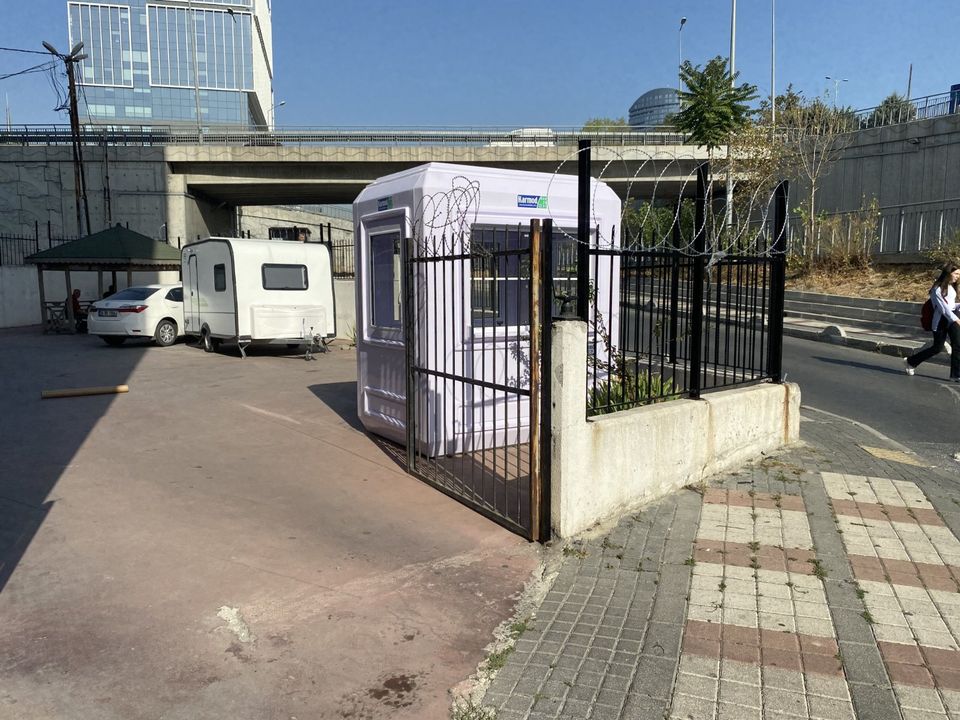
(201, 330, 219, 353)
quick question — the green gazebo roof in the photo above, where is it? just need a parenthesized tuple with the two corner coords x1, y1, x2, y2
(26, 224, 181, 267)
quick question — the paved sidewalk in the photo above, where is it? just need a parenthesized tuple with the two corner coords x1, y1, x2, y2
(477, 409, 960, 720)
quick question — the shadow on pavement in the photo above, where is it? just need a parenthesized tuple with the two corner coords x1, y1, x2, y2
(813, 355, 907, 376)
(308, 381, 365, 431)
(0, 328, 147, 594)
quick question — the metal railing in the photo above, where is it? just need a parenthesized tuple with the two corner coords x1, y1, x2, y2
(0, 234, 39, 266)
(571, 171, 788, 416)
(0, 124, 687, 148)
(785, 197, 960, 257)
(852, 91, 956, 130)
(329, 238, 355, 278)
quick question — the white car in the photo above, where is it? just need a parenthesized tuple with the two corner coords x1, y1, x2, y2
(88, 284, 184, 347)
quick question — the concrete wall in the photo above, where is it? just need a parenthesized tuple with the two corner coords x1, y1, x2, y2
(550, 321, 801, 538)
(810, 113, 960, 213)
(238, 206, 353, 243)
(333, 279, 356, 341)
(0, 268, 180, 329)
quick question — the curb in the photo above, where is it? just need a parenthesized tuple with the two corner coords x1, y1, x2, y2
(784, 324, 950, 366)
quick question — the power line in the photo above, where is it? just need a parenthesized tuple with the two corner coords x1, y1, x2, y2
(0, 61, 57, 83)
(0, 46, 51, 56)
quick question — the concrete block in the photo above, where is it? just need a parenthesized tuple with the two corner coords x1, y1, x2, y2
(550, 321, 800, 538)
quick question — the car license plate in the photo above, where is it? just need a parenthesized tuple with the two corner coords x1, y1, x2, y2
(99, 310, 117, 317)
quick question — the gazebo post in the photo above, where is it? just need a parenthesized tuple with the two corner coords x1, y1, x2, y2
(37, 265, 47, 331)
(111, 270, 117, 293)
(126, 269, 133, 289)
(64, 269, 75, 333)
(97, 270, 103, 298)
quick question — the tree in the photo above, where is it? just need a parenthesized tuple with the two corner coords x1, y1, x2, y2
(674, 56, 758, 158)
(581, 117, 629, 131)
(776, 93, 856, 249)
(867, 93, 916, 128)
(674, 56, 758, 237)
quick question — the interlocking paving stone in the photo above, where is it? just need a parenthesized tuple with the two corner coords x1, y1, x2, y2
(484, 413, 960, 720)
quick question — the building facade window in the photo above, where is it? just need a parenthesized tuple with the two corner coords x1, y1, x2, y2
(67, 3, 134, 88)
(147, 4, 253, 91)
(69, 0, 270, 128)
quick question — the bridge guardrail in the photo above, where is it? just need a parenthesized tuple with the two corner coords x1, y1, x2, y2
(0, 125, 689, 148)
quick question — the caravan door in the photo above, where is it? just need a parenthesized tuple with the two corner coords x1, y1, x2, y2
(187, 253, 201, 334)
(356, 211, 407, 444)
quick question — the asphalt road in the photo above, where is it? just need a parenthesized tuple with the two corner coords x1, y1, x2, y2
(782, 335, 960, 471)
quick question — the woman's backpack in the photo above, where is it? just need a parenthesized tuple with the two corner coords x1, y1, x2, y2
(921, 299, 934, 331)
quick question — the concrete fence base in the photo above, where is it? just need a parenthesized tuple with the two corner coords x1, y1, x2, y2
(550, 321, 801, 538)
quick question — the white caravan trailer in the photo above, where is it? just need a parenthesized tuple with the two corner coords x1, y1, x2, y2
(354, 162, 621, 456)
(181, 237, 336, 356)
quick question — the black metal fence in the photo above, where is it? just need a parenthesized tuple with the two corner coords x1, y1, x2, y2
(568, 166, 788, 417)
(404, 223, 547, 539)
(0, 233, 39, 266)
(329, 238, 355, 278)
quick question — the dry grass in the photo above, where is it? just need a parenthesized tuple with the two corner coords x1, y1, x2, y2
(786, 264, 937, 302)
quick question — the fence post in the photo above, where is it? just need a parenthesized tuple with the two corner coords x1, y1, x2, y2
(403, 236, 416, 472)
(538, 219, 554, 541)
(577, 139, 591, 321)
(668, 211, 681, 364)
(767, 181, 789, 383)
(529, 219, 543, 542)
(690, 164, 708, 399)
(897, 208, 905, 253)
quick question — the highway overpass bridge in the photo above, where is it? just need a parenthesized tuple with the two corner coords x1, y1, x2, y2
(0, 127, 710, 241)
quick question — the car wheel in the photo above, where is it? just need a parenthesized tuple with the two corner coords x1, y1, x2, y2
(154, 319, 177, 347)
(101, 336, 126, 346)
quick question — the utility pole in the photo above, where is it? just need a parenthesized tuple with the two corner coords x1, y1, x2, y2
(44, 41, 91, 237)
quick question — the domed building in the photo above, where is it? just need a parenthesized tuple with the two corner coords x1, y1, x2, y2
(628, 88, 681, 128)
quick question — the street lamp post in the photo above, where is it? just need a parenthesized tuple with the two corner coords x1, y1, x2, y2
(825, 76, 848, 107)
(726, 0, 737, 231)
(678, 17, 687, 95)
(188, 0, 202, 136)
(771, 0, 776, 132)
(268, 100, 285, 129)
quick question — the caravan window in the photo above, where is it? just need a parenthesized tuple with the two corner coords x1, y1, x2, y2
(214, 264, 226, 292)
(262, 264, 309, 290)
(370, 231, 401, 329)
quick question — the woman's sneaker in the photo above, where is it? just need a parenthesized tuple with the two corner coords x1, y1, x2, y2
(904, 358, 915, 376)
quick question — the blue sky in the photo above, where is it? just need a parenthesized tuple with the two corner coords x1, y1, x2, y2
(1, 0, 957, 127)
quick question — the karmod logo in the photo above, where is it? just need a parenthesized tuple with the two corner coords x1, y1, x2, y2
(517, 194, 548, 209)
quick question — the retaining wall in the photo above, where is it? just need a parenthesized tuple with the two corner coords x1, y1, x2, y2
(550, 321, 801, 538)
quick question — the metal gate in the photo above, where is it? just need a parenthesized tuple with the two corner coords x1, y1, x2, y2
(403, 220, 549, 540)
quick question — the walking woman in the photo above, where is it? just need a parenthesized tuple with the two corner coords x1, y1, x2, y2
(905, 262, 960, 381)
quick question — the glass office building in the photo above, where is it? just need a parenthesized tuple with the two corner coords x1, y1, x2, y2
(67, 0, 274, 128)
(628, 88, 680, 128)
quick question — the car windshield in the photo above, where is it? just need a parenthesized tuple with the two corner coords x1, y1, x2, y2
(108, 287, 160, 301)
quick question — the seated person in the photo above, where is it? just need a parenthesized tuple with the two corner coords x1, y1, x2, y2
(67, 288, 88, 332)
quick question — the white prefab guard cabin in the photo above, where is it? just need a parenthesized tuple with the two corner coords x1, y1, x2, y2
(354, 162, 621, 456)
(181, 237, 336, 355)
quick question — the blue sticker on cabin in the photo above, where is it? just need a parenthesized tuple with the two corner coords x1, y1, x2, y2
(517, 194, 548, 209)
(377, 197, 393, 211)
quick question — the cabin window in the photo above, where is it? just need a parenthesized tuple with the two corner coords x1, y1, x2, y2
(470, 224, 584, 327)
(214, 264, 226, 292)
(470, 224, 530, 328)
(370, 231, 401, 329)
(262, 264, 309, 290)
